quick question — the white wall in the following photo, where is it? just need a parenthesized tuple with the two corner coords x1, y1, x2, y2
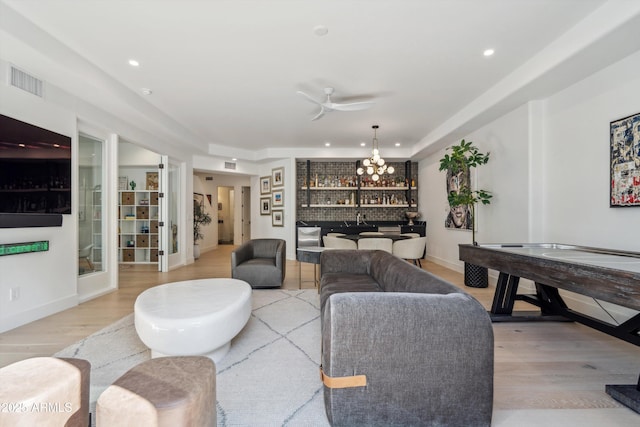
(0, 66, 195, 331)
(422, 49, 640, 323)
(421, 103, 532, 270)
(0, 85, 79, 332)
(543, 49, 640, 250)
(423, 49, 640, 266)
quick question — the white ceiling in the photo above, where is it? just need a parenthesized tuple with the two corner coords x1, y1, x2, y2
(2, 0, 640, 161)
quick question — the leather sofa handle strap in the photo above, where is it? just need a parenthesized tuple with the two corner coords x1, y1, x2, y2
(320, 368, 367, 388)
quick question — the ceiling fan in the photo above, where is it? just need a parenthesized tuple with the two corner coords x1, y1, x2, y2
(296, 87, 375, 121)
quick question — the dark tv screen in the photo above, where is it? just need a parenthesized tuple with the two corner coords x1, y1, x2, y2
(0, 114, 72, 214)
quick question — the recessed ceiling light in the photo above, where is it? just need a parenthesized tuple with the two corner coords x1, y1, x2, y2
(141, 88, 153, 95)
(232, 158, 237, 161)
(483, 49, 495, 57)
(128, 59, 140, 67)
(53, 144, 60, 148)
(325, 142, 331, 147)
(314, 25, 328, 37)
(395, 142, 401, 147)
(360, 142, 366, 147)
(19, 143, 25, 147)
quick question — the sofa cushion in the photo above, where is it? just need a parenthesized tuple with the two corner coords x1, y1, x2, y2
(321, 292, 493, 426)
(242, 258, 276, 267)
(252, 239, 283, 258)
(368, 250, 462, 295)
(320, 273, 381, 312)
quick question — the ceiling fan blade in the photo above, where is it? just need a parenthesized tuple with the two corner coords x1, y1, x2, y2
(296, 90, 322, 105)
(327, 101, 375, 111)
(311, 106, 326, 121)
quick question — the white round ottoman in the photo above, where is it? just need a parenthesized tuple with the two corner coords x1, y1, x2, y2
(134, 278, 252, 362)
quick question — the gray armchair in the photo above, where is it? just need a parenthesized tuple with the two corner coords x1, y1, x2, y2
(231, 238, 286, 288)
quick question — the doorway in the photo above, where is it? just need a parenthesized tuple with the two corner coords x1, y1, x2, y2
(218, 186, 234, 244)
(242, 186, 251, 243)
(118, 141, 183, 272)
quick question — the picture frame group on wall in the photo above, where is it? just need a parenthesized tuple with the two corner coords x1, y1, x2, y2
(610, 112, 640, 207)
(259, 166, 285, 226)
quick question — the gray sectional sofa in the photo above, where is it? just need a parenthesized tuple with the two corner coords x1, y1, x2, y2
(319, 249, 494, 426)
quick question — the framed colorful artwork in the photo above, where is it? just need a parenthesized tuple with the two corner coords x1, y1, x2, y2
(610, 112, 640, 207)
(272, 189, 284, 207)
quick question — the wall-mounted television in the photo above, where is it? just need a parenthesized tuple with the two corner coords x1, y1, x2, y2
(0, 114, 71, 227)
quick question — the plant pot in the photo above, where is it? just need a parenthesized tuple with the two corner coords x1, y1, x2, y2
(194, 243, 201, 260)
(464, 262, 488, 288)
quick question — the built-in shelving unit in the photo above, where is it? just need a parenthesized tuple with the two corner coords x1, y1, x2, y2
(300, 186, 414, 208)
(296, 160, 419, 223)
(118, 190, 159, 264)
(298, 162, 417, 206)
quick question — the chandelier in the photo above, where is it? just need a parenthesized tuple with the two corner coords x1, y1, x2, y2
(356, 125, 394, 181)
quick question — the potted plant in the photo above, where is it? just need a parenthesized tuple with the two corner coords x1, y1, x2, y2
(439, 139, 492, 287)
(193, 202, 212, 260)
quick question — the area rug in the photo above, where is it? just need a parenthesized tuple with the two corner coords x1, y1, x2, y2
(54, 289, 329, 426)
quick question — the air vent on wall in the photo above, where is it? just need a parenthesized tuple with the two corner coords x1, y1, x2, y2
(10, 66, 43, 97)
(224, 162, 237, 170)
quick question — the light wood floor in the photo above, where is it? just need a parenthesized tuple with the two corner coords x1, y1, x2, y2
(1, 245, 639, 422)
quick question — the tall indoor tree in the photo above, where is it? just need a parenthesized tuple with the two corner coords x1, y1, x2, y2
(439, 139, 492, 286)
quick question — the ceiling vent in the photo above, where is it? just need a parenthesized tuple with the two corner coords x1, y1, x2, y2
(205, 176, 213, 181)
(224, 162, 237, 170)
(10, 66, 43, 98)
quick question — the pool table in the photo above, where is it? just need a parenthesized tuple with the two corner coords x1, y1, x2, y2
(459, 243, 640, 412)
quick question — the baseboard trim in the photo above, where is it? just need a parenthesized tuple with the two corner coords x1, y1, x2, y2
(0, 294, 77, 333)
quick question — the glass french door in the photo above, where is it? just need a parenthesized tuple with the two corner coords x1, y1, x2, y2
(158, 156, 168, 271)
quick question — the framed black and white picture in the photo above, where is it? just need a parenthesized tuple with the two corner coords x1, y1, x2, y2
(272, 210, 284, 227)
(610, 112, 640, 207)
(193, 192, 204, 208)
(272, 189, 284, 207)
(260, 176, 271, 195)
(272, 167, 284, 188)
(260, 197, 271, 215)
